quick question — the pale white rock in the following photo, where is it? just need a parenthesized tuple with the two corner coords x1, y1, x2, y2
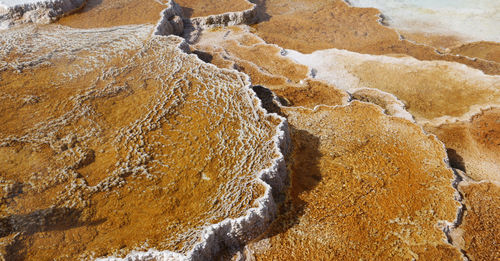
(346, 0, 500, 43)
(0, 0, 85, 27)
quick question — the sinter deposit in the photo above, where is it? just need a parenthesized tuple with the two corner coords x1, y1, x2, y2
(0, 0, 499, 260)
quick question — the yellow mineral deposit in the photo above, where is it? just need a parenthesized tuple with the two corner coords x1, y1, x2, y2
(246, 102, 461, 260)
(175, 0, 253, 18)
(0, 0, 498, 260)
(57, 0, 168, 28)
(451, 181, 500, 261)
(0, 25, 283, 259)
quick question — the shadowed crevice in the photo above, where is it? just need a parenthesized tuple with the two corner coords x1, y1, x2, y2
(446, 148, 466, 173)
(255, 126, 322, 241)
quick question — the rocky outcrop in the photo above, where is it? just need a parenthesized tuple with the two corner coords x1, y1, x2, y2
(154, 0, 258, 42)
(189, 2, 257, 30)
(153, 0, 184, 36)
(0, 0, 85, 28)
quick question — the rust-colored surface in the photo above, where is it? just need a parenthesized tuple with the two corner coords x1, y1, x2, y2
(57, 0, 167, 28)
(451, 41, 500, 63)
(425, 108, 500, 182)
(284, 48, 500, 123)
(1, 0, 498, 259)
(0, 25, 280, 259)
(398, 31, 464, 51)
(351, 59, 500, 122)
(247, 102, 461, 260)
(453, 182, 500, 261)
(175, 0, 253, 18)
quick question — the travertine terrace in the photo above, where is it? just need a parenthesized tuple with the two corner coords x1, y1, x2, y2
(0, 0, 86, 28)
(0, 24, 287, 259)
(193, 27, 350, 108)
(346, 0, 500, 46)
(175, 0, 253, 18)
(246, 102, 461, 260)
(0, 0, 499, 260)
(284, 48, 500, 124)
(251, 0, 500, 75)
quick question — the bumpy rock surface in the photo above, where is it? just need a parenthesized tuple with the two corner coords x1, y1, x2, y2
(285, 48, 500, 124)
(1, 0, 499, 260)
(0, 0, 85, 28)
(194, 26, 349, 108)
(245, 102, 461, 260)
(0, 25, 285, 259)
(451, 181, 500, 261)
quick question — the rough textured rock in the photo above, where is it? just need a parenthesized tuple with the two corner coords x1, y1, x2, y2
(0, 25, 287, 260)
(153, 0, 184, 36)
(0, 0, 498, 260)
(451, 181, 500, 261)
(245, 102, 462, 260)
(351, 88, 413, 121)
(193, 26, 349, 109)
(0, 0, 85, 28)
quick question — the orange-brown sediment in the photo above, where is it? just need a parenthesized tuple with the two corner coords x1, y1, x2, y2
(0, 25, 282, 259)
(424, 108, 500, 182)
(452, 182, 500, 261)
(175, 0, 253, 18)
(57, 0, 167, 28)
(246, 102, 461, 260)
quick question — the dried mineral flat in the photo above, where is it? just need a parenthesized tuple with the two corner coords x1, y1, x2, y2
(57, 0, 168, 28)
(175, 0, 253, 18)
